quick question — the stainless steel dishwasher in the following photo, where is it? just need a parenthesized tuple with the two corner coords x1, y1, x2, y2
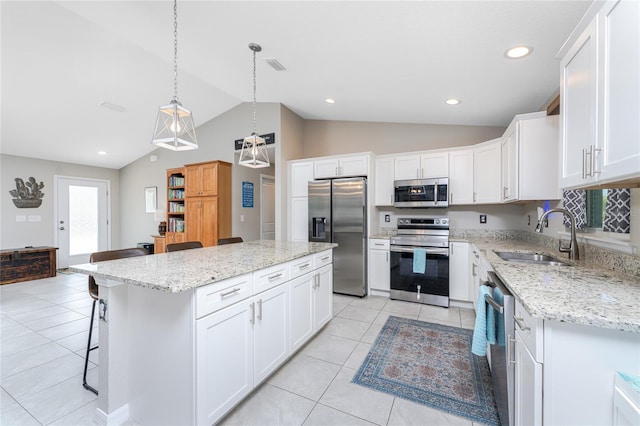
(485, 271, 515, 426)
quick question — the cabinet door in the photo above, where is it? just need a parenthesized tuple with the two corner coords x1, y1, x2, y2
(368, 248, 390, 293)
(514, 331, 543, 426)
(474, 140, 502, 204)
(314, 158, 339, 179)
(253, 284, 289, 384)
(199, 162, 219, 196)
(290, 197, 308, 242)
(519, 116, 560, 200)
(420, 152, 449, 178)
(165, 231, 185, 244)
(501, 129, 518, 202)
(289, 273, 315, 352)
(340, 155, 369, 177)
(394, 155, 421, 180)
(560, 19, 598, 188)
(599, 0, 640, 183)
(185, 165, 201, 197)
(449, 149, 474, 205)
(185, 198, 202, 243)
(290, 161, 314, 197)
(196, 301, 253, 426)
(314, 264, 333, 330)
(200, 197, 219, 246)
(154, 236, 166, 254)
(374, 157, 395, 206)
(449, 242, 470, 302)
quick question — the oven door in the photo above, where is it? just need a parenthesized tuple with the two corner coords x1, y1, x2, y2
(389, 245, 449, 307)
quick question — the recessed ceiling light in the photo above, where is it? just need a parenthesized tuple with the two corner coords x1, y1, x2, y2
(98, 151, 107, 155)
(445, 98, 461, 105)
(505, 45, 533, 59)
(325, 98, 335, 104)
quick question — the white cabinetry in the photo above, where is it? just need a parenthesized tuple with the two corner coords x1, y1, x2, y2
(288, 160, 312, 242)
(502, 112, 560, 202)
(449, 149, 474, 205)
(290, 198, 308, 242)
(394, 152, 449, 180)
(252, 284, 289, 384)
(313, 154, 370, 179)
(449, 242, 471, 302)
(368, 239, 390, 295)
(614, 373, 640, 426)
(374, 157, 395, 206)
(560, 0, 640, 188)
(313, 264, 333, 329)
(290, 161, 314, 197)
(473, 139, 502, 204)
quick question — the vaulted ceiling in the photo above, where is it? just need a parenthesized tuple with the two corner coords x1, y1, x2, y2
(1, 1, 591, 169)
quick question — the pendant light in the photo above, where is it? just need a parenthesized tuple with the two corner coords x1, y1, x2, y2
(239, 43, 270, 168)
(151, 0, 197, 151)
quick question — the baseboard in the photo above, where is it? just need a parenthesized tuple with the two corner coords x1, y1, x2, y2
(94, 404, 129, 426)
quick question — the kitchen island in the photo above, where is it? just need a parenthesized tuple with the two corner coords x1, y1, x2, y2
(71, 240, 336, 426)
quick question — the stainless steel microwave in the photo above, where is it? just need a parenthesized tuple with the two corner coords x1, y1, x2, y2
(394, 178, 449, 208)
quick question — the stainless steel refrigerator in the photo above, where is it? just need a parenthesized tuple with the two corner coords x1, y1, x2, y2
(308, 177, 367, 296)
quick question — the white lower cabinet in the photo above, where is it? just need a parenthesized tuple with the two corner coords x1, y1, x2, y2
(196, 256, 333, 426)
(368, 239, 390, 294)
(196, 299, 254, 426)
(514, 329, 543, 426)
(449, 242, 471, 302)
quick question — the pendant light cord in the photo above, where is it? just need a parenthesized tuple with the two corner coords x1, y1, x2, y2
(173, 0, 179, 102)
(252, 48, 257, 135)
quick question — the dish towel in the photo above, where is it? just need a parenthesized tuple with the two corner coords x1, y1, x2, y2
(493, 287, 505, 346)
(472, 285, 493, 356)
(413, 248, 426, 274)
(486, 292, 497, 345)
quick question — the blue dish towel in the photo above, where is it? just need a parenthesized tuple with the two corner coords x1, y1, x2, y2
(413, 248, 426, 274)
(472, 285, 492, 356)
(493, 287, 505, 346)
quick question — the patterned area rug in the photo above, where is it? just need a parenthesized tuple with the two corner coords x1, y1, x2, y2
(352, 316, 500, 425)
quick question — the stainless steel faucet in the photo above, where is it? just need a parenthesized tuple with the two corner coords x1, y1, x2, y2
(535, 208, 580, 260)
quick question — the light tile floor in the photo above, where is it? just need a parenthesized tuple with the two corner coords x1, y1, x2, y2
(1, 273, 479, 425)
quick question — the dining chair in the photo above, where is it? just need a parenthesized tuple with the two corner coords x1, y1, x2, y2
(217, 237, 243, 245)
(84, 247, 147, 395)
(165, 241, 204, 252)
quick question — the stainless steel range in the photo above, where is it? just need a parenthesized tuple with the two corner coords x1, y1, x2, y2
(389, 216, 450, 307)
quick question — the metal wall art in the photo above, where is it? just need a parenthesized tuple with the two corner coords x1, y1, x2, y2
(9, 177, 45, 208)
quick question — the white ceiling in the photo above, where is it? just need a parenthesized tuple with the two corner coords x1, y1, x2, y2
(1, 1, 591, 169)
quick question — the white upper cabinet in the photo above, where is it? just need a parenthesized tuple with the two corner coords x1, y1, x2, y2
(290, 161, 314, 197)
(374, 157, 395, 206)
(449, 149, 475, 205)
(502, 112, 560, 202)
(313, 154, 370, 179)
(560, 0, 640, 189)
(473, 139, 502, 204)
(394, 152, 449, 180)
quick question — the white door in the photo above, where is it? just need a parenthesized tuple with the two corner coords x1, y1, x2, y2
(56, 177, 109, 268)
(260, 175, 275, 240)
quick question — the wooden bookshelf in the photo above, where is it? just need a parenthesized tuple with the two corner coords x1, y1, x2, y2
(165, 167, 186, 248)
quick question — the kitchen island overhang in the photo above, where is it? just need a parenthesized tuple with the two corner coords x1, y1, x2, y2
(70, 240, 337, 426)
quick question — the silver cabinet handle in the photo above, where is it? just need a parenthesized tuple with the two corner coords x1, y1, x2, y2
(472, 263, 477, 277)
(450, 192, 453, 203)
(321, 256, 330, 261)
(503, 186, 508, 200)
(249, 302, 255, 324)
(268, 273, 283, 281)
(390, 194, 394, 204)
(314, 273, 319, 289)
(508, 334, 516, 365)
(582, 148, 588, 179)
(298, 263, 310, 270)
(386, 252, 389, 262)
(257, 299, 263, 321)
(591, 145, 601, 175)
(514, 316, 530, 331)
(220, 288, 241, 299)
(374, 243, 385, 247)
(473, 192, 477, 203)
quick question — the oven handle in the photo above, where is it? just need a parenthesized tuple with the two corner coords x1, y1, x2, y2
(390, 246, 449, 256)
(484, 294, 504, 314)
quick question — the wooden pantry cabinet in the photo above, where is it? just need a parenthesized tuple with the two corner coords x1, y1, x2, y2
(157, 161, 231, 253)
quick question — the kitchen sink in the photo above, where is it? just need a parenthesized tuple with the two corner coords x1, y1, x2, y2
(494, 251, 570, 266)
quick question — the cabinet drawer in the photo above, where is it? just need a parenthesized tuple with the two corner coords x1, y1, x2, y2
(314, 250, 333, 268)
(369, 239, 390, 250)
(514, 300, 544, 362)
(254, 263, 290, 294)
(196, 273, 253, 319)
(290, 255, 315, 280)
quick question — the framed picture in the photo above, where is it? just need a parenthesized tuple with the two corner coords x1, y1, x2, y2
(145, 186, 157, 213)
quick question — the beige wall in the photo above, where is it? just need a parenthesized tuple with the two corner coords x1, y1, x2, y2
(0, 154, 120, 250)
(301, 120, 505, 158)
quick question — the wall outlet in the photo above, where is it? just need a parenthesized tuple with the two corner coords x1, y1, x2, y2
(479, 214, 487, 224)
(385, 214, 391, 223)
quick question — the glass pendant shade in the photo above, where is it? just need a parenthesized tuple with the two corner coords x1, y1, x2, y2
(238, 133, 270, 168)
(152, 99, 198, 151)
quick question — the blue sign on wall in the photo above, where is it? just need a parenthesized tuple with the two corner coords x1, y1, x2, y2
(242, 182, 254, 208)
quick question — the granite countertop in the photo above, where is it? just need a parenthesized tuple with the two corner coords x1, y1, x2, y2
(458, 237, 640, 333)
(70, 240, 337, 293)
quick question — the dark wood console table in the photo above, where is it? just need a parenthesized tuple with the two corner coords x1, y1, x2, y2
(0, 246, 58, 284)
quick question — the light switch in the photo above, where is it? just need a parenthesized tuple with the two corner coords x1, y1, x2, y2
(16, 215, 26, 222)
(240, 215, 245, 222)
